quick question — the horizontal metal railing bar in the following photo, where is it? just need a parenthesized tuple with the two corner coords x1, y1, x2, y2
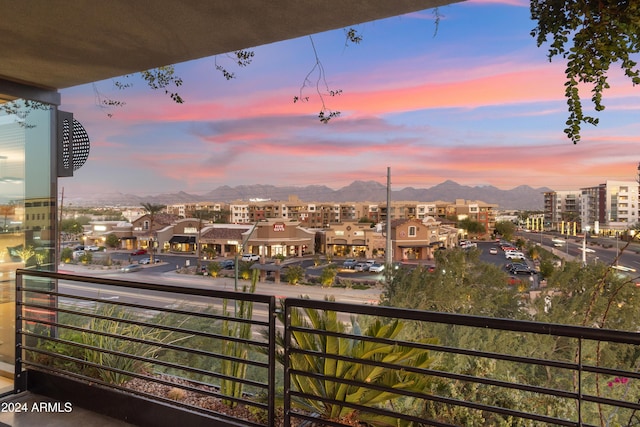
(22, 349, 268, 414)
(285, 298, 640, 345)
(20, 315, 269, 375)
(17, 270, 277, 426)
(16, 271, 640, 427)
(287, 413, 362, 427)
(289, 386, 583, 427)
(288, 368, 582, 426)
(22, 333, 270, 391)
(288, 324, 583, 372)
(288, 349, 579, 401)
(20, 299, 269, 351)
(25, 365, 268, 427)
(17, 269, 274, 305)
(20, 285, 272, 329)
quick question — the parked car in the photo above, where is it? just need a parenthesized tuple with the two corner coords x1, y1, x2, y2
(138, 258, 161, 265)
(85, 245, 100, 251)
(354, 262, 369, 272)
(241, 253, 260, 262)
(505, 251, 525, 259)
(369, 263, 385, 273)
(511, 265, 535, 275)
(219, 259, 235, 269)
(121, 264, 142, 273)
(72, 250, 85, 260)
(131, 249, 147, 256)
(505, 262, 527, 270)
(342, 259, 358, 269)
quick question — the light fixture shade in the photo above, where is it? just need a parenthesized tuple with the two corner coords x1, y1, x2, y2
(58, 111, 90, 177)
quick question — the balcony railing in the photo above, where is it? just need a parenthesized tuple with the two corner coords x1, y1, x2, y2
(14, 269, 640, 427)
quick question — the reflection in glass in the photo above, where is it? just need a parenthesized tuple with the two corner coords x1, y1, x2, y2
(0, 100, 55, 394)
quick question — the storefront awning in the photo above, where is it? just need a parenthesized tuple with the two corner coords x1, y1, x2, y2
(169, 235, 196, 244)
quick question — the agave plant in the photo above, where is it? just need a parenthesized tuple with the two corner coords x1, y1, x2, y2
(268, 298, 437, 426)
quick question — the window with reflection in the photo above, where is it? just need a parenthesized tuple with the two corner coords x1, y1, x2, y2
(0, 100, 55, 393)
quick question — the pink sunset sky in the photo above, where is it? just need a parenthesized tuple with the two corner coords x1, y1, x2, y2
(59, 0, 640, 200)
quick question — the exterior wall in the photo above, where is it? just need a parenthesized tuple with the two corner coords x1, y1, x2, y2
(246, 220, 315, 257)
(544, 190, 581, 231)
(392, 218, 444, 262)
(325, 221, 380, 259)
(83, 221, 133, 247)
(581, 181, 639, 234)
(199, 224, 252, 257)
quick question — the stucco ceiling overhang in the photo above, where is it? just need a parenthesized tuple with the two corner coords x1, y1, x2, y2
(1, 0, 460, 94)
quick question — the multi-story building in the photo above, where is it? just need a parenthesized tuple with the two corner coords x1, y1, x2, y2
(580, 180, 639, 234)
(230, 202, 251, 223)
(434, 199, 497, 238)
(543, 190, 580, 232)
(166, 202, 228, 221)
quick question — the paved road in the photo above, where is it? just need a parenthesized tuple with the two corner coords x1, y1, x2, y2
(58, 262, 382, 306)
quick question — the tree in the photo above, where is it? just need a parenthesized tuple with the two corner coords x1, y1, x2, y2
(284, 265, 305, 285)
(458, 218, 486, 237)
(357, 216, 374, 224)
(319, 264, 338, 287)
(141, 203, 166, 263)
(15, 246, 35, 265)
(493, 220, 515, 240)
(60, 218, 84, 237)
(60, 247, 73, 263)
(202, 246, 217, 260)
(105, 233, 119, 249)
(206, 262, 222, 278)
(531, 1, 640, 144)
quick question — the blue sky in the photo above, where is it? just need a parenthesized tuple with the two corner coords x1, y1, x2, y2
(59, 0, 640, 200)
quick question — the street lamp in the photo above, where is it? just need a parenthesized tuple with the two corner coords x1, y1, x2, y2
(582, 225, 591, 265)
(615, 231, 619, 267)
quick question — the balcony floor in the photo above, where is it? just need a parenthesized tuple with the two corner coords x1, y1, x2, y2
(0, 392, 135, 427)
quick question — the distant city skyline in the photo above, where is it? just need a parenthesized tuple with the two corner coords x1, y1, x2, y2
(59, 0, 640, 199)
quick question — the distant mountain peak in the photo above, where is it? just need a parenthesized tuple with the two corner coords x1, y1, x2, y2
(67, 180, 550, 210)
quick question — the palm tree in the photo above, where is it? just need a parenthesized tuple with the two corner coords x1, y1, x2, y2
(141, 202, 165, 263)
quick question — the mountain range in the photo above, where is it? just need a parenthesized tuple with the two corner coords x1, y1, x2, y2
(71, 180, 552, 210)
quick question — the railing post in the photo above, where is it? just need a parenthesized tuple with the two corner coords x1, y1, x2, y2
(14, 271, 24, 393)
(283, 300, 291, 427)
(267, 296, 277, 427)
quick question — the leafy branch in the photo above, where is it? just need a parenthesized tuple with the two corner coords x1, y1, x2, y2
(293, 35, 345, 124)
(214, 49, 255, 80)
(530, 0, 640, 144)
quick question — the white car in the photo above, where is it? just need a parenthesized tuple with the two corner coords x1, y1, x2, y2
(241, 254, 260, 262)
(505, 251, 525, 259)
(354, 262, 369, 272)
(368, 263, 385, 273)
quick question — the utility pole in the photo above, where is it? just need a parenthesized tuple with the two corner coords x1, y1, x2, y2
(385, 167, 392, 268)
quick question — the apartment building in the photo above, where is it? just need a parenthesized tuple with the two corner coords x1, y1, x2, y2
(543, 190, 580, 231)
(166, 202, 228, 221)
(543, 178, 640, 235)
(162, 198, 498, 242)
(580, 180, 639, 234)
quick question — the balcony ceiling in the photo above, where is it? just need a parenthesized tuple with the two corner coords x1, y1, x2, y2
(1, 0, 459, 93)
